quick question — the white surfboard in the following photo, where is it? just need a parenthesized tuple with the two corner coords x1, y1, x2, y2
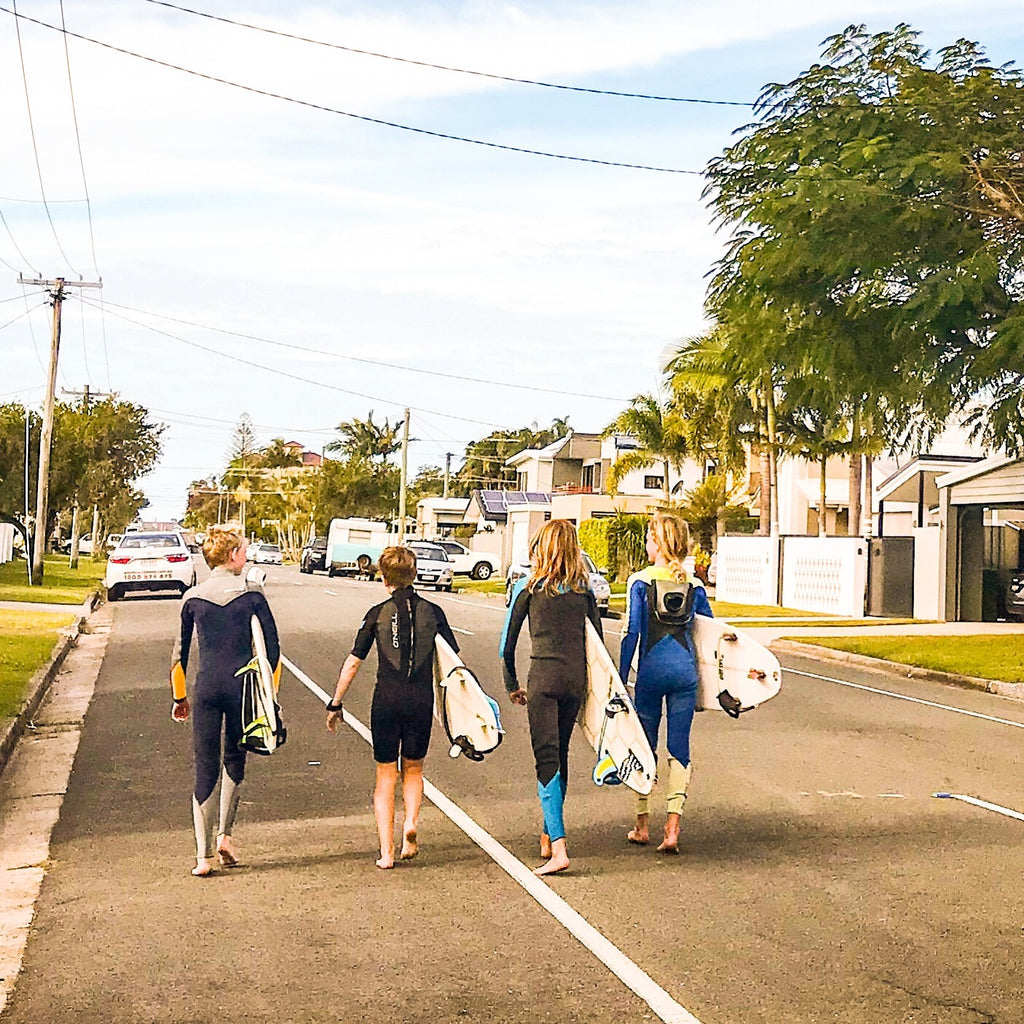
(692, 615, 782, 716)
(237, 614, 286, 755)
(433, 636, 503, 761)
(580, 620, 656, 796)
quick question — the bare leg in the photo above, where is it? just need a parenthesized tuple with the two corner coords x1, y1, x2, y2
(373, 762, 399, 869)
(216, 833, 239, 868)
(399, 758, 424, 860)
(657, 811, 681, 854)
(191, 858, 213, 877)
(534, 836, 570, 876)
(539, 832, 552, 859)
(627, 812, 649, 845)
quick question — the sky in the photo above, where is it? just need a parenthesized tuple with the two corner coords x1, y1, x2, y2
(3, 0, 1024, 520)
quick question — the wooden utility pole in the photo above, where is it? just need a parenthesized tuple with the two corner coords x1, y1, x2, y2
(397, 408, 410, 543)
(19, 276, 103, 582)
(443, 452, 452, 499)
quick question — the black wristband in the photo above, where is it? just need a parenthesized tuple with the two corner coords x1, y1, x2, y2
(173, 696, 188, 705)
(326, 700, 344, 713)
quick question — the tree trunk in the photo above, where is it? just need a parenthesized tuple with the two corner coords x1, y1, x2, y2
(848, 406, 862, 538)
(819, 457, 828, 537)
(69, 504, 81, 568)
(765, 380, 779, 536)
(663, 459, 672, 506)
(863, 454, 874, 537)
(758, 443, 770, 535)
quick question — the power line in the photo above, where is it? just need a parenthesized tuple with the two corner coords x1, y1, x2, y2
(93, 297, 629, 402)
(75, 295, 516, 430)
(144, 0, 752, 108)
(0, 6, 699, 175)
(0, 206, 41, 275)
(58, 0, 100, 278)
(11, 0, 81, 275)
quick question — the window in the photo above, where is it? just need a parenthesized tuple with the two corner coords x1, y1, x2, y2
(349, 529, 372, 542)
(644, 475, 664, 490)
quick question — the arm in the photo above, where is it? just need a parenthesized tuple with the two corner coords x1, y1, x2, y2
(693, 584, 713, 619)
(618, 579, 647, 680)
(433, 605, 460, 654)
(326, 654, 364, 733)
(499, 580, 530, 696)
(585, 590, 603, 639)
(169, 599, 194, 721)
(253, 592, 283, 692)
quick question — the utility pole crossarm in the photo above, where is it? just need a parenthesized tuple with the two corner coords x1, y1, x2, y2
(17, 276, 102, 289)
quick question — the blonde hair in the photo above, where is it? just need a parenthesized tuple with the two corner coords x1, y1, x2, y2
(648, 513, 691, 584)
(378, 546, 417, 588)
(527, 520, 590, 596)
(203, 522, 244, 568)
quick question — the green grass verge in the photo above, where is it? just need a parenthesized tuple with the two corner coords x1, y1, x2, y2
(789, 635, 1024, 685)
(453, 577, 506, 597)
(0, 609, 77, 717)
(0, 555, 105, 605)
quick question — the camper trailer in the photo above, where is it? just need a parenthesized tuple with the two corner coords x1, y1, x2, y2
(325, 518, 394, 578)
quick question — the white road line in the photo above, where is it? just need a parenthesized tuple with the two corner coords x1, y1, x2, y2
(324, 589, 338, 596)
(281, 654, 702, 1024)
(786, 668, 1024, 730)
(932, 792, 1024, 822)
(449, 626, 475, 636)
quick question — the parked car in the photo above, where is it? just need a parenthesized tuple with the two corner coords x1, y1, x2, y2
(105, 534, 124, 551)
(432, 539, 500, 580)
(59, 535, 94, 555)
(105, 531, 196, 601)
(250, 542, 283, 565)
(1006, 571, 1024, 621)
(406, 541, 454, 591)
(504, 551, 611, 614)
(300, 536, 328, 574)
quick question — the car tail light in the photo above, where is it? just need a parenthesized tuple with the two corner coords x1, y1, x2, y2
(166, 554, 189, 563)
(109, 556, 131, 564)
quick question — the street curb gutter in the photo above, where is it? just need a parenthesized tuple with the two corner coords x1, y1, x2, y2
(0, 592, 100, 779)
(771, 638, 1024, 702)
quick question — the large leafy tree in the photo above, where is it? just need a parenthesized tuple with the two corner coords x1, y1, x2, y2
(704, 24, 1024, 470)
(326, 411, 402, 464)
(455, 419, 571, 495)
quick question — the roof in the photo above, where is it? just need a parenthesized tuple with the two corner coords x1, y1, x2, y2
(471, 489, 551, 521)
(504, 433, 602, 468)
(794, 478, 850, 508)
(875, 454, 983, 503)
(936, 454, 1017, 489)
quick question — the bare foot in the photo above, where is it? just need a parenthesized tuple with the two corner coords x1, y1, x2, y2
(627, 812, 649, 845)
(191, 858, 214, 877)
(216, 834, 239, 868)
(534, 854, 570, 876)
(657, 813, 681, 854)
(399, 829, 419, 860)
(375, 855, 395, 870)
(539, 832, 551, 859)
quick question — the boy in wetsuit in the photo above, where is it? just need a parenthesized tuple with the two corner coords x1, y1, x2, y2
(326, 546, 459, 869)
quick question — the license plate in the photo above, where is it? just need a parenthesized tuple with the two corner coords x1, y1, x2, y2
(124, 571, 172, 581)
(420, 574, 438, 581)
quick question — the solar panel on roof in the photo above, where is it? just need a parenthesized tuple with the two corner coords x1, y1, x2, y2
(525, 492, 551, 503)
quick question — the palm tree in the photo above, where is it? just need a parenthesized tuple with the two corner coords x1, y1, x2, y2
(327, 411, 401, 464)
(603, 393, 690, 505)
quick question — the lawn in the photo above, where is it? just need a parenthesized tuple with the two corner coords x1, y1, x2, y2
(0, 609, 77, 718)
(790, 634, 1024, 685)
(453, 577, 506, 597)
(0, 555, 105, 605)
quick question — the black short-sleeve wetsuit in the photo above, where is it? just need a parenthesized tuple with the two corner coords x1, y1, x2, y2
(352, 586, 458, 764)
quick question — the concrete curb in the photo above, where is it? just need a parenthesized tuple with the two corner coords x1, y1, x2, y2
(0, 592, 100, 778)
(771, 638, 1024, 701)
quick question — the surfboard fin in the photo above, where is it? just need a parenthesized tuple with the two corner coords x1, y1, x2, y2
(593, 754, 623, 786)
(717, 689, 746, 718)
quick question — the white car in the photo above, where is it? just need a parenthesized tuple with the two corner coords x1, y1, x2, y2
(249, 542, 283, 566)
(407, 542, 454, 591)
(504, 551, 611, 614)
(432, 540, 500, 580)
(105, 531, 196, 601)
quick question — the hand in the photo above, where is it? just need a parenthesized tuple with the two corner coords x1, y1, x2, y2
(171, 698, 190, 723)
(326, 709, 342, 733)
(508, 689, 528, 706)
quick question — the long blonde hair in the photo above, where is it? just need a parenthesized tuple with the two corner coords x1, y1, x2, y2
(527, 520, 590, 596)
(648, 513, 691, 584)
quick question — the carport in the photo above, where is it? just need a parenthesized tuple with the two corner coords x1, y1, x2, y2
(936, 455, 1024, 621)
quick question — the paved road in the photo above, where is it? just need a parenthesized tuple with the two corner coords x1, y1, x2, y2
(4, 565, 1024, 1023)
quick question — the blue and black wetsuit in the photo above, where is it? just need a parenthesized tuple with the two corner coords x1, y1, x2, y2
(619, 566, 712, 814)
(171, 566, 280, 860)
(352, 586, 458, 764)
(500, 578, 602, 843)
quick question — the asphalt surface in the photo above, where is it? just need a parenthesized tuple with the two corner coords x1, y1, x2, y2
(4, 564, 1024, 1023)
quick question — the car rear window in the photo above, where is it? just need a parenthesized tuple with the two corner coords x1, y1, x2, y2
(415, 545, 447, 560)
(118, 534, 183, 549)
(264, 545, 281, 553)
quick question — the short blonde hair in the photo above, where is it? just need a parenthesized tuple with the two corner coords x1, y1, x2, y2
(648, 513, 691, 583)
(527, 520, 589, 596)
(378, 546, 417, 588)
(203, 522, 244, 568)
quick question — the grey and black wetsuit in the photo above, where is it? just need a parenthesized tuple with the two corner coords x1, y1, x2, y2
(499, 578, 602, 842)
(352, 586, 458, 764)
(171, 566, 280, 859)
